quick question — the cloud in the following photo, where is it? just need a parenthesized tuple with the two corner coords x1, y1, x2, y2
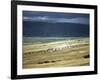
(23, 16, 89, 25)
(57, 17, 89, 24)
(23, 16, 49, 21)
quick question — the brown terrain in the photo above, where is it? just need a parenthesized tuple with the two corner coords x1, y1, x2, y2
(23, 38, 89, 69)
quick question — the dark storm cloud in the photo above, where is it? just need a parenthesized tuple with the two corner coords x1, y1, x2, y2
(23, 11, 89, 25)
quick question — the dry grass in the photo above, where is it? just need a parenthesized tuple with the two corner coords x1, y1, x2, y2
(23, 38, 89, 69)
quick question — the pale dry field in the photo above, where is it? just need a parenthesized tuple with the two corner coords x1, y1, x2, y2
(23, 38, 89, 69)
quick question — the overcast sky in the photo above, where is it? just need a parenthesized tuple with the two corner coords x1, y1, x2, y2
(23, 11, 89, 25)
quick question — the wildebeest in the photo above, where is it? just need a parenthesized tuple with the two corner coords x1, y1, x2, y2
(47, 48, 54, 52)
(47, 44, 71, 52)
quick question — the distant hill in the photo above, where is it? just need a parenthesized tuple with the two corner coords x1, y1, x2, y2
(23, 21, 89, 37)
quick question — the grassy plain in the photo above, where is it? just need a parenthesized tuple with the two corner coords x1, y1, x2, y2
(23, 37, 89, 69)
